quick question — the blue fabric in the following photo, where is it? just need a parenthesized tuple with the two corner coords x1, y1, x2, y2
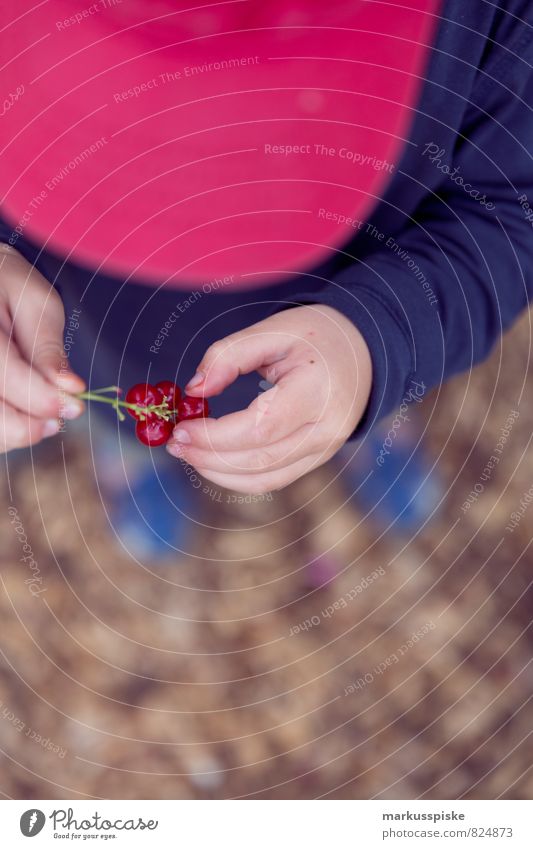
(2, 0, 533, 434)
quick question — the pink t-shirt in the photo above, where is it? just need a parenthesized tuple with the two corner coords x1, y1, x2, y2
(2, 0, 440, 287)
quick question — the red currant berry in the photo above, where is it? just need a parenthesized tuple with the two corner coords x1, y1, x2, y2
(177, 395, 209, 420)
(155, 380, 181, 411)
(135, 418, 173, 447)
(125, 383, 164, 420)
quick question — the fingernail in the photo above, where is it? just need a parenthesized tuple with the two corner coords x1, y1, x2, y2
(43, 419, 60, 438)
(54, 369, 81, 388)
(186, 371, 204, 389)
(166, 442, 183, 457)
(61, 398, 84, 420)
(172, 428, 191, 444)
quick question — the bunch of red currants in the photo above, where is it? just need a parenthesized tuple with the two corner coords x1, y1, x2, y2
(76, 381, 209, 447)
(125, 381, 209, 446)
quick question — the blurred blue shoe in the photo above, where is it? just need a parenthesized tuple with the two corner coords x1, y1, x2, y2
(338, 418, 442, 534)
(89, 415, 200, 560)
(110, 461, 199, 560)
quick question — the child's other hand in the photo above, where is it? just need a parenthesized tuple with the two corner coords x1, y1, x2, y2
(166, 305, 372, 492)
(0, 245, 85, 453)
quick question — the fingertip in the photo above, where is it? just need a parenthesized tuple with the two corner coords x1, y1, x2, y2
(70, 373, 87, 392)
(54, 369, 86, 392)
(60, 396, 85, 420)
(188, 379, 225, 398)
(186, 369, 230, 397)
(171, 426, 191, 444)
(166, 442, 184, 459)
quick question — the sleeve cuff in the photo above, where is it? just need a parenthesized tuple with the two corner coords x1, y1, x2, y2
(274, 281, 417, 439)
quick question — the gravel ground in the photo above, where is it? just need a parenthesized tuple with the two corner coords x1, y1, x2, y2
(0, 312, 532, 800)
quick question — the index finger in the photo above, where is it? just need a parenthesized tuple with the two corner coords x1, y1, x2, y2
(172, 382, 313, 451)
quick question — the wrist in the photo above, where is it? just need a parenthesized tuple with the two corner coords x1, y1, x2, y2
(304, 302, 373, 422)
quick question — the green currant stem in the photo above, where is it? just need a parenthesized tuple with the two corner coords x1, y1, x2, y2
(75, 386, 174, 423)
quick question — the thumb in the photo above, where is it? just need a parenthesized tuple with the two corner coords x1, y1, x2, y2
(185, 328, 289, 397)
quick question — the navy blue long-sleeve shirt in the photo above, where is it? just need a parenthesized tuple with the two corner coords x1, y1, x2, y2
(296, 0, 533, 434)
(2, 0, 533, 432)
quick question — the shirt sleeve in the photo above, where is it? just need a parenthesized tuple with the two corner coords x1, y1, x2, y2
(291, 49, 533, 437)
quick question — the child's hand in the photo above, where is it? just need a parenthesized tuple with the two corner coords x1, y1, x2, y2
(0, 245, 85, 453)
(166, 305, 372, 492)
